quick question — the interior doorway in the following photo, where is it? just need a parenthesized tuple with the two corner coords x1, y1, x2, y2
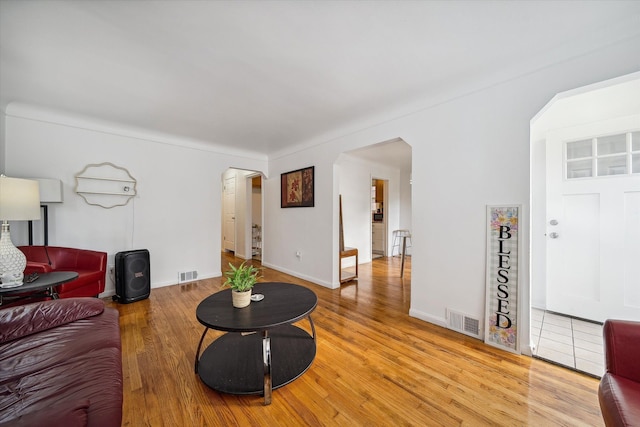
(337, 138, 412, 287)
(222, 174, 236, 252)
(221, 168, 265, 261)
(250, 175, 262, 261)
(371, 178, 387, 259)
(530, 72, 640, 376)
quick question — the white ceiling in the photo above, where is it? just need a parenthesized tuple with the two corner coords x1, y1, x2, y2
(1, 1, 639, 162)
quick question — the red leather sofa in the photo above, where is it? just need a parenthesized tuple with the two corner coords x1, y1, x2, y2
(0, 298, 122, 426)
(598, 319, 640, 426)
(19, 246, 107, 298)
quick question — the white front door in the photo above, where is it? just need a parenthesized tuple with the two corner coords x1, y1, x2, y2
(223, 176, 236, 252)
(546, 118, 640, 322)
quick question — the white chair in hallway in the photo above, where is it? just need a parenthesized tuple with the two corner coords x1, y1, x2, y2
(391, 229, 412, 257)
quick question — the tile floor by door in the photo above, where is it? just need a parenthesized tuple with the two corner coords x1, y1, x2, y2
(531, 308, 604, 378)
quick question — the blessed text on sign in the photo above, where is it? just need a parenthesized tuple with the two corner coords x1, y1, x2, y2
(485, 206, 519, 353)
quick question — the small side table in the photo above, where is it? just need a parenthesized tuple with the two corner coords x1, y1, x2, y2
(0, 271, 79, 306)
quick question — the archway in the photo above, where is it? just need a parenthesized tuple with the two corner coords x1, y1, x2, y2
(221, 168, 266, 261)
(335, 138, 412, 285)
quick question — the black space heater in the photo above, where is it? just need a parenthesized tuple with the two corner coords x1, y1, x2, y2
(113, 249, 150, 303)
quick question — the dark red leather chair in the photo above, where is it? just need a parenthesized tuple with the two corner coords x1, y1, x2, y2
(0, 298, 122, 426)
(19, 246, 107, 298)
(598, 319, 640, 426)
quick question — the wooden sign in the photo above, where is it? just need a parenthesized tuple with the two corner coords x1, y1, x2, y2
(484, 205, 520, 353)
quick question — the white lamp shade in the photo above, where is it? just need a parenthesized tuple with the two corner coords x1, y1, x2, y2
(0, 176, 41, 220)
(34, 178, 63, 203)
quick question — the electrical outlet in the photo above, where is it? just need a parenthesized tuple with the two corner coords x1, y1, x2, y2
(108, 265, 115, 284)
(296, 250, 302, 260)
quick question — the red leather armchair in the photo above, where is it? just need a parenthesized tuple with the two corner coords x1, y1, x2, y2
(19, 246, 107, 298)
(598, 319, 640, 426)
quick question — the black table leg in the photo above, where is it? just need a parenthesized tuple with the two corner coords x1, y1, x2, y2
(262, 330, 273, 405)
(400, 236, 407, 278)
(194, 327, 209, 374)
(308, 315, 316, 340)
(263, 330, 272, 405)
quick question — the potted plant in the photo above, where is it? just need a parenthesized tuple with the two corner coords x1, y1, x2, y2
(222, 261, 261, 308)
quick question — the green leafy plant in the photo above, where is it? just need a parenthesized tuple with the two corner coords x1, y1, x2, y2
(222, 261, 261, 292)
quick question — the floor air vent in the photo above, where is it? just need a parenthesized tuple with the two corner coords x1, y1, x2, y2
(447, 309, 482, 339)
(179, 270, 198, 284)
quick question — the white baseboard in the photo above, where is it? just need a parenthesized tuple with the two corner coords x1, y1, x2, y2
(408, 308, 447, 328)
(260, 261, 335, 288)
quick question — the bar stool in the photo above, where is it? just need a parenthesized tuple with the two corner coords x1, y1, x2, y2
(391, 229, 412, 257)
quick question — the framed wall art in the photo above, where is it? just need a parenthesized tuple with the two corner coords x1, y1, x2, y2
(281, 166, 314, 208)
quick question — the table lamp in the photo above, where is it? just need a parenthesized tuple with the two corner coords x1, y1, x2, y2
(0, 175, 41, 287)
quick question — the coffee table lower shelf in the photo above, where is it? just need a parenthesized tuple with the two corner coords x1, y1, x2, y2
(197, 324, 316, 396)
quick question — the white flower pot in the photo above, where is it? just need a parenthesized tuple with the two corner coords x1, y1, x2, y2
(232, 290, 252, 308)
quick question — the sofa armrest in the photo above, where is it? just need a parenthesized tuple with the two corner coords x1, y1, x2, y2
(24, 261, 53, 274)
(599, 373, 640, 427)
(57, 249, 107, 278)
(603, 319, 640, 382)
(0, 298, 105, 344)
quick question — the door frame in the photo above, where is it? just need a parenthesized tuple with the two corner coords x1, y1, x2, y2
(530, 72, 640, 353)
(222, 173, 236, 253)
(246, 173, 264, 261)
(222, 168, 266, 260)
(371, 177, 388, 258)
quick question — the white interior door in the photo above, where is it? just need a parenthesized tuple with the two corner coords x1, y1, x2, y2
(546, 121, 640, 322)
(223, 176, 236, 252)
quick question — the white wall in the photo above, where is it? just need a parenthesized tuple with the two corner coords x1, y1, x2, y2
(0, 113, 5, 173)
(4, 105, 267, 296)
(399, 168, 412, 232)
(262, 144, 405, 288)
(263, 34, 640, 354)
(263, 148, 338, 287)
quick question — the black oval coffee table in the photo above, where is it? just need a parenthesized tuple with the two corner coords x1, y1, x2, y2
(194, 282, 317, 405)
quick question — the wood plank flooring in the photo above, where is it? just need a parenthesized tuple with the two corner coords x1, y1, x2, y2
(106, 253, 604, 426)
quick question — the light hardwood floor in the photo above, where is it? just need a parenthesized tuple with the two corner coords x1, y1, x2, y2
(106, 253, 604, 426)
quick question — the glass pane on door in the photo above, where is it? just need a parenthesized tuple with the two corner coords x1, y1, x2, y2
(597, 134, 626, 155)
(598, 155, 627, 176)
(567, 139, 592, 159)
(567, 159, 592, 179)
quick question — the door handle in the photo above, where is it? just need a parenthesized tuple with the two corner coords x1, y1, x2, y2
(549, 232, 559, 239)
